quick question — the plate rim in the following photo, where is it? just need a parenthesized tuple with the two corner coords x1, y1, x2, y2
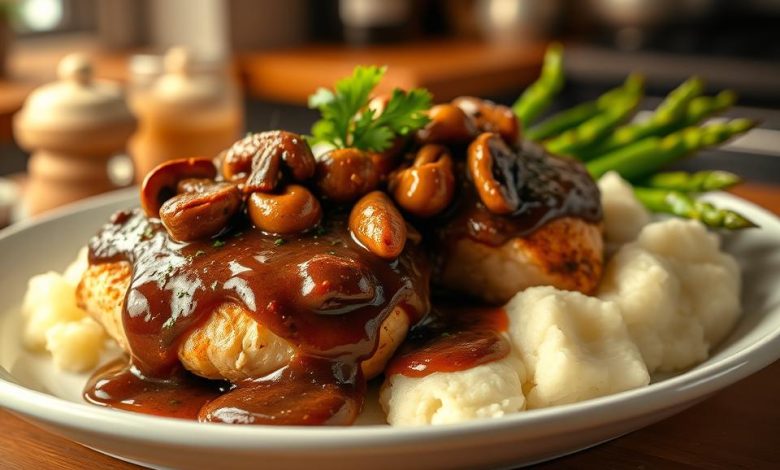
(1, 189, 779, 451)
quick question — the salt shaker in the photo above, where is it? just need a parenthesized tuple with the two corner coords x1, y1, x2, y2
(13, 54, 136, 215)
(128, 47, 243, 182)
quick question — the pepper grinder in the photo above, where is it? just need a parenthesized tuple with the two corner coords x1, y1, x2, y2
(14, 54, 136, 215)
(128, 47, 244, 182)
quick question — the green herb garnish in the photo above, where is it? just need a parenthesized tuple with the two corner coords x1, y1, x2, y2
(308, 65, 432, 152)
(212, 239, 226, 248)
(274, 238, 286, 246)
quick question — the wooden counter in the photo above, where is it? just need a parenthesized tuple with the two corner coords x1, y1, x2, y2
(239, 40, 546, 104)
(0, 182, 777, 469)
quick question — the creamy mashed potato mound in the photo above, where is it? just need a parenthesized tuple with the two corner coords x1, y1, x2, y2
(45, 317, 105, 372)
(599, 218, 741, 372)
(380, 355, 526, 426)
(22, 248, 106, 372)
(380, 180, 741, 425)
(506, 287, 650, 408)
(598, 171, 651, 246)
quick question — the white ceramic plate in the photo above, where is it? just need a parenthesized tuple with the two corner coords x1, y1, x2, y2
(1, 189, 779, 470)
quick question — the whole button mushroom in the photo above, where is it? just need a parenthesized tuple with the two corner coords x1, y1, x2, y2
(316, 148, 380, 203)
(415, 104, 478, 145)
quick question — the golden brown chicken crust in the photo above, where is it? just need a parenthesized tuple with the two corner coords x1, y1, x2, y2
(516, 217, 603, 294)
(77, 262, 409, 381)
(438, 217, 603, 304)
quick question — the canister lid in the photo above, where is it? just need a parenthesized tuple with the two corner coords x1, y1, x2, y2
(15, 53, 134, 132)
(147, 47, 235, 112)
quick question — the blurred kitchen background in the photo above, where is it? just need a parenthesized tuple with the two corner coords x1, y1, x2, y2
(0, 0, 779, 224)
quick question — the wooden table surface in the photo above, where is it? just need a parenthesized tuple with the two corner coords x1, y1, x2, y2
(0, 183, 778, 469)
(239, 39, 546, 104)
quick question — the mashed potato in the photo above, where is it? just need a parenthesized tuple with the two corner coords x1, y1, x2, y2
(45, 317, 105, 372)
(506, 287, 649, 408)
(382, 185, 740, 424)
(22, 248, 106, 372)
(380, 354, 526, 426)
(381, 287, 650, 424)
(598, 171, 651, 246)
(599, 219, 741, 372)
(23, 271, 86, 350)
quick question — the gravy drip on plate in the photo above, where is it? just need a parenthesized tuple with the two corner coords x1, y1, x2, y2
(442, 141, 603, 247)
(385, 303, 510, 378)
(84, 209, 429, 425)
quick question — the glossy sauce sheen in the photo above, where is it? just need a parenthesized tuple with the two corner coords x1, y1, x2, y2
(443, 141, 602, 247)
(385, 304, 510, 378)
(85, 209, 429, 425)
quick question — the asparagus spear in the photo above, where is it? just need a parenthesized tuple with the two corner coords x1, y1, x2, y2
(525, 101, 598, 142)
(543, 81, 644, 156)
(644, 170, 742, 192)
(634, 187, 757, 229)
(576, 77, 705, 160)
(513, 43, 565, 130)
(682, 90, 737, 127)
(586, 118, 755, 181)
(652, 76, 705, 123)
(525, 74, 644, 142)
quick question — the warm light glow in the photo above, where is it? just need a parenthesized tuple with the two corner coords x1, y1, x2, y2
(19, 0, 63, 32)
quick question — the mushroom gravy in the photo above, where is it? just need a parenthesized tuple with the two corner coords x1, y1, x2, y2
(84, 208, 428, 425)
(443, 141, 603, 247)
(80, 140, 602, 426)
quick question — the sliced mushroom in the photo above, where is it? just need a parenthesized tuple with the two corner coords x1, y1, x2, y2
(349, 191, 407, 260)
(247, 184, 322, 235)
(453, 96, 520, 145)
(467, 132, 521, 215)
(159, 182, 242, 242)
(140, 157, 217, 218)
(416, 104, 478, 145)
(390, 144, 455, 218)
(225, 131, 316, 193)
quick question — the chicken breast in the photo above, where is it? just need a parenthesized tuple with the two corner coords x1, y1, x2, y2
(437, 217, 603, 304)
(77, 261, 410, 381)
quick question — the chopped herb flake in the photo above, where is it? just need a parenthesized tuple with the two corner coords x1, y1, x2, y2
(274, 238, 286, 246)
(142, 226, 155, 239)
(212, 239, 226, 248)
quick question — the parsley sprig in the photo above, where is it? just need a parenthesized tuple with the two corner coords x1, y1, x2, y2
(308, 66, 432, 152)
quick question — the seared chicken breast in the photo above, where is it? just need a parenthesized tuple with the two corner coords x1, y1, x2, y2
(77, 261, 411, 381)
(438, 217, 603, 304)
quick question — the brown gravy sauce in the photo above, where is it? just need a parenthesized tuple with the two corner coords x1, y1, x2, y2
(82, 142, 601, 425)
(385, 304, 509, 378)
(440, 141, 602, 247)
(85, 209, 428, 425)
